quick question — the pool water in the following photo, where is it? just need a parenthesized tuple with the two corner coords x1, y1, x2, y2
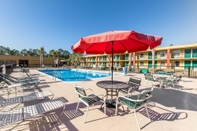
(38, 69, 119, 82)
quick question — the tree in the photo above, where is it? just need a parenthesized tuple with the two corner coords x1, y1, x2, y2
(4, 47, 10, 55)
(26, 48, 33, 56)
(48, 49, 55, 57)
(10, 49, 20, 55)
(52, 49, 62, 67)
(32, 49, 39, 56)
(68, 53, 85, 67)
(39, 46, 44, 67)
(0, 46, 5, 55)
(20, 49, 27, 56)
(62, 50, 70, 59)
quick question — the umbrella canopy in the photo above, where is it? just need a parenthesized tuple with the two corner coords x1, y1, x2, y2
(71, 30, 163, 83)
(72, 30, 163, 54)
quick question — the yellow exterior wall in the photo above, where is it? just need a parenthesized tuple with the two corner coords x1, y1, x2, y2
(81, 43, 197, 70)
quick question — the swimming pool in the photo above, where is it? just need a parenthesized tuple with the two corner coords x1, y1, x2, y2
(38, 69, 120, 82)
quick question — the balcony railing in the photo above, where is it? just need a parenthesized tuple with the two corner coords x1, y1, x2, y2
(148, 56, 152, 59)
(185, 54, 191, 58)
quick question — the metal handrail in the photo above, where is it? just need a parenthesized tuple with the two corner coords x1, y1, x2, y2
(52, 71, 62, 81)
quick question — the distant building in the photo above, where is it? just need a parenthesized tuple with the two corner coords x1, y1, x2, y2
(0, 55, 54, 67)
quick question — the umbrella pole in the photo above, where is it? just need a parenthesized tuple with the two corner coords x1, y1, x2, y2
(111, 41, 114, 84)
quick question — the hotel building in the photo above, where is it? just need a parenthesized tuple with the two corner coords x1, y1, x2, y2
(81, 43, 197, 73)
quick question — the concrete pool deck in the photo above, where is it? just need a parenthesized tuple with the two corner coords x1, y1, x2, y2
(3, 69, 197, 131)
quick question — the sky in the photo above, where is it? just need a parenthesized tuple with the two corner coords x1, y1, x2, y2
(0, 0, 197, 53)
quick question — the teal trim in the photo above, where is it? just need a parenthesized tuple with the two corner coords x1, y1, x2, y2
(116, 55, 120, 60)
(193, 61, 197, 69)
(116, 62, 120, 67)
(125, 54, 129, 60)
(154, 52, 157, 59)
(148, 61, 152, 68)
(154, 61, 157, 68)
(92, 57, 96, 62)
(185, 49, 191, 58)
(184, 61, 191, 69)
(125, 62, 129, 67)
(103, 62, 106, 67)
(193, 49, 197, 58)
(148, 52, 152, 59)
(103, 56, 107, 61)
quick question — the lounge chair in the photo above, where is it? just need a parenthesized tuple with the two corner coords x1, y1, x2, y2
(25, 72, 40, 78)
(0, 73, 39, 84)
(0, 73, 39, 81)
(74, 84, 106, 123)
(115, 88, 153, 130)
(0, 74, 40, 88)
(0, 91, 54, 110)
(0, 76, 40, 97)
(0, 97, 67, 130)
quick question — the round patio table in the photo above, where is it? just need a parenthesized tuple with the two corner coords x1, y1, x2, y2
(96, 80, 129, 108)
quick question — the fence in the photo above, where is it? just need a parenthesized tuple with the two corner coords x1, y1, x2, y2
(1, 64, 197, 78)
(134, 65, 197, 78)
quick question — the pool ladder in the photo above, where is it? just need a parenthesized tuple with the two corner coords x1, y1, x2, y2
(52, 71, 63, 81)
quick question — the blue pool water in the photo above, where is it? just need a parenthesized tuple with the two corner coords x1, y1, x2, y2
(38, 69, 119, 82)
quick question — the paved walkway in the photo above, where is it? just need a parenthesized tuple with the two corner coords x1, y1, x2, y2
(3, 69, 197, 131)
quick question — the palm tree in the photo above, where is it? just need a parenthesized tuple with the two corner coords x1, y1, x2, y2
(48, 49, 54, 57)
(39, 46, 44, 67)
(68, 53, 84, 67)
(56, 49, 62, 67)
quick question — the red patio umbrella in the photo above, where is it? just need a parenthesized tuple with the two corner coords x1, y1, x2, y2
(72, 30, 163, 83)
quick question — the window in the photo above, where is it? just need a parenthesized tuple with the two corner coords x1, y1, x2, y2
(125, 54, 129, 60)
(174, 50, 180, 58)
(103, 56, 107, 61)
(140, 62, 144, 67)
(125, 62, 129, 67)
(161, 62, 165, 67)
(185, 49, 191, 58)
(116, 55, 120, 60)
(175, 61, 180, 69)
(148, 52, 152, 59)
(116, 62, 120, 67)
(160, 51, 166, 58)
(175, 61, 180, 67)
(140, 53, 144, 59)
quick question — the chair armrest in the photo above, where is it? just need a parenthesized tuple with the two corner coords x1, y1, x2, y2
(84, 88, 93, 94)
(120, 95, 152, 103)
(127, 90, 140, 96)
